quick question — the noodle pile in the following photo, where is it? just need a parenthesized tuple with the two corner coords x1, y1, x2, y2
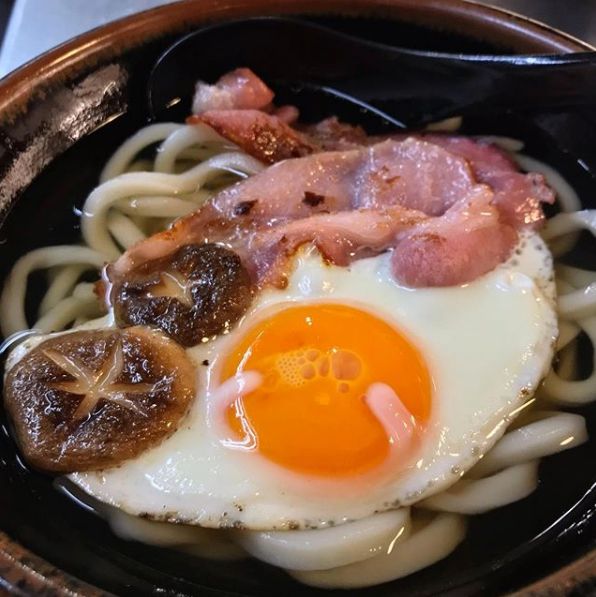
(1, 123, 594, 588)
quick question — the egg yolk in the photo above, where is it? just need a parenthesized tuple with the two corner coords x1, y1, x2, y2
(220, 304, 431, 477)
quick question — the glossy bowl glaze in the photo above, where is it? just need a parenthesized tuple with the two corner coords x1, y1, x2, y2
(0, 1, 595, 595)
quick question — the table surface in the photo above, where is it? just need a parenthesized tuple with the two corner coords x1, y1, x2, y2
(0, 0, 595, 78)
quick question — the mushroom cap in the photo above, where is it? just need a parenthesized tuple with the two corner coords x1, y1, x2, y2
(113, 244, 254, 347)
(4, 326, 196, 473)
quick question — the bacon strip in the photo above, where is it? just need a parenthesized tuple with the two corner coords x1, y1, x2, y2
(244, 207, 427, 285)
(112, 138, 476, 265)
(191, 68, 275, 114)
(418, 135, 555, 229)
(202, 137, 477, 222)
(187, 68, 553, 232)
(392, 186, 517, 287)
(109, 137, 522, 290)
(188, 110, 316, 164)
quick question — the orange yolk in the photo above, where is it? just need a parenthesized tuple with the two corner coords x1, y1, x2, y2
(221, 304, 432, 477)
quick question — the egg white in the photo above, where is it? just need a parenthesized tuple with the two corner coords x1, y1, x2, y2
(70, 230, 557, 530)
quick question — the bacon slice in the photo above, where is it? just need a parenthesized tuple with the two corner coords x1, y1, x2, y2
(110, 137, 520, 291)
(392, 186, 517, 287)
(111, 206, 427, 290)
(188, 65, 552, 232)
(204, 137, 477, 221)
(189, 110, 316, 164)
(243, 207, 427, 285)
(112, 138, 476, 269)
(300, 117, 368, 151)
(418, 135, 555, 229)
(191, 68, 275, 114)
(112, 68, 553, 296)
(109, 64, 554, 292)
(188, 111, 366, 163)
(190, 110, 552, 230)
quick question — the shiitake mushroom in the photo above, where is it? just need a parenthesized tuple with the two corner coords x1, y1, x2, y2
(112, 244, 253, 347)
(4, 327, 196, 473)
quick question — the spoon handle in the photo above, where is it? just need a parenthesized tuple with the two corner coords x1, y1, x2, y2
(299, 25, 596, 125)
(353, 48, 596, 124)
(261, 19, 596, 125)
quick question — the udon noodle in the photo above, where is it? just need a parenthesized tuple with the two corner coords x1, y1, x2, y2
(1, 122, 594, 588)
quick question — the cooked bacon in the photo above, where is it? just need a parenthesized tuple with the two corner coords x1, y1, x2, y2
(190, 105, 551, 231)
(203, 137, 477, 221)
(189, 112, 366, 163)
(110, 138, 491, 288)
(188, 110, 316, 164)
(189, 68, 553, 226)
(274, 105, 300, 124)
(243, 207, 427, 285)
(110, 65, 554, 292)
(300, 117, 368, 151)
(418, 135, 555, 229)
(110, 206, 427, 290)
(392, 186, 517, 287)
(191, 68, 275, 114)
(107, 69, 552, 295)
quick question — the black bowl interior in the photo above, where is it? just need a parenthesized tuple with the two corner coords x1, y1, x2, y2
(1, 13, 596, 597)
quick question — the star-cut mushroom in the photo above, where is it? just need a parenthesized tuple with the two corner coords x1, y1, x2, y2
(3, 327, 196, 473)
(112, 244, 254, 347)
(147, 270, 194, 308)
(44, 339, 156, 420)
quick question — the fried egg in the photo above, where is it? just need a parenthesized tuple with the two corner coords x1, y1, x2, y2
(71, 230, 557, 530)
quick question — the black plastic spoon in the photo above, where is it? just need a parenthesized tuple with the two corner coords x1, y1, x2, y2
(148, 16, 596, 130)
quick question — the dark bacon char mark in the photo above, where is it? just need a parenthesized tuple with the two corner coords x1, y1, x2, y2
(234, 200, 258, 216)
(303, 192, 326, 207)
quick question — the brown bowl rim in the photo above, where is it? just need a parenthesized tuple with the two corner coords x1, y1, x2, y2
(0, 0, 594, 594)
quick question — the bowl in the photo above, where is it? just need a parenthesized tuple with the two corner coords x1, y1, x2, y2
(0, 1, 595, 594)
